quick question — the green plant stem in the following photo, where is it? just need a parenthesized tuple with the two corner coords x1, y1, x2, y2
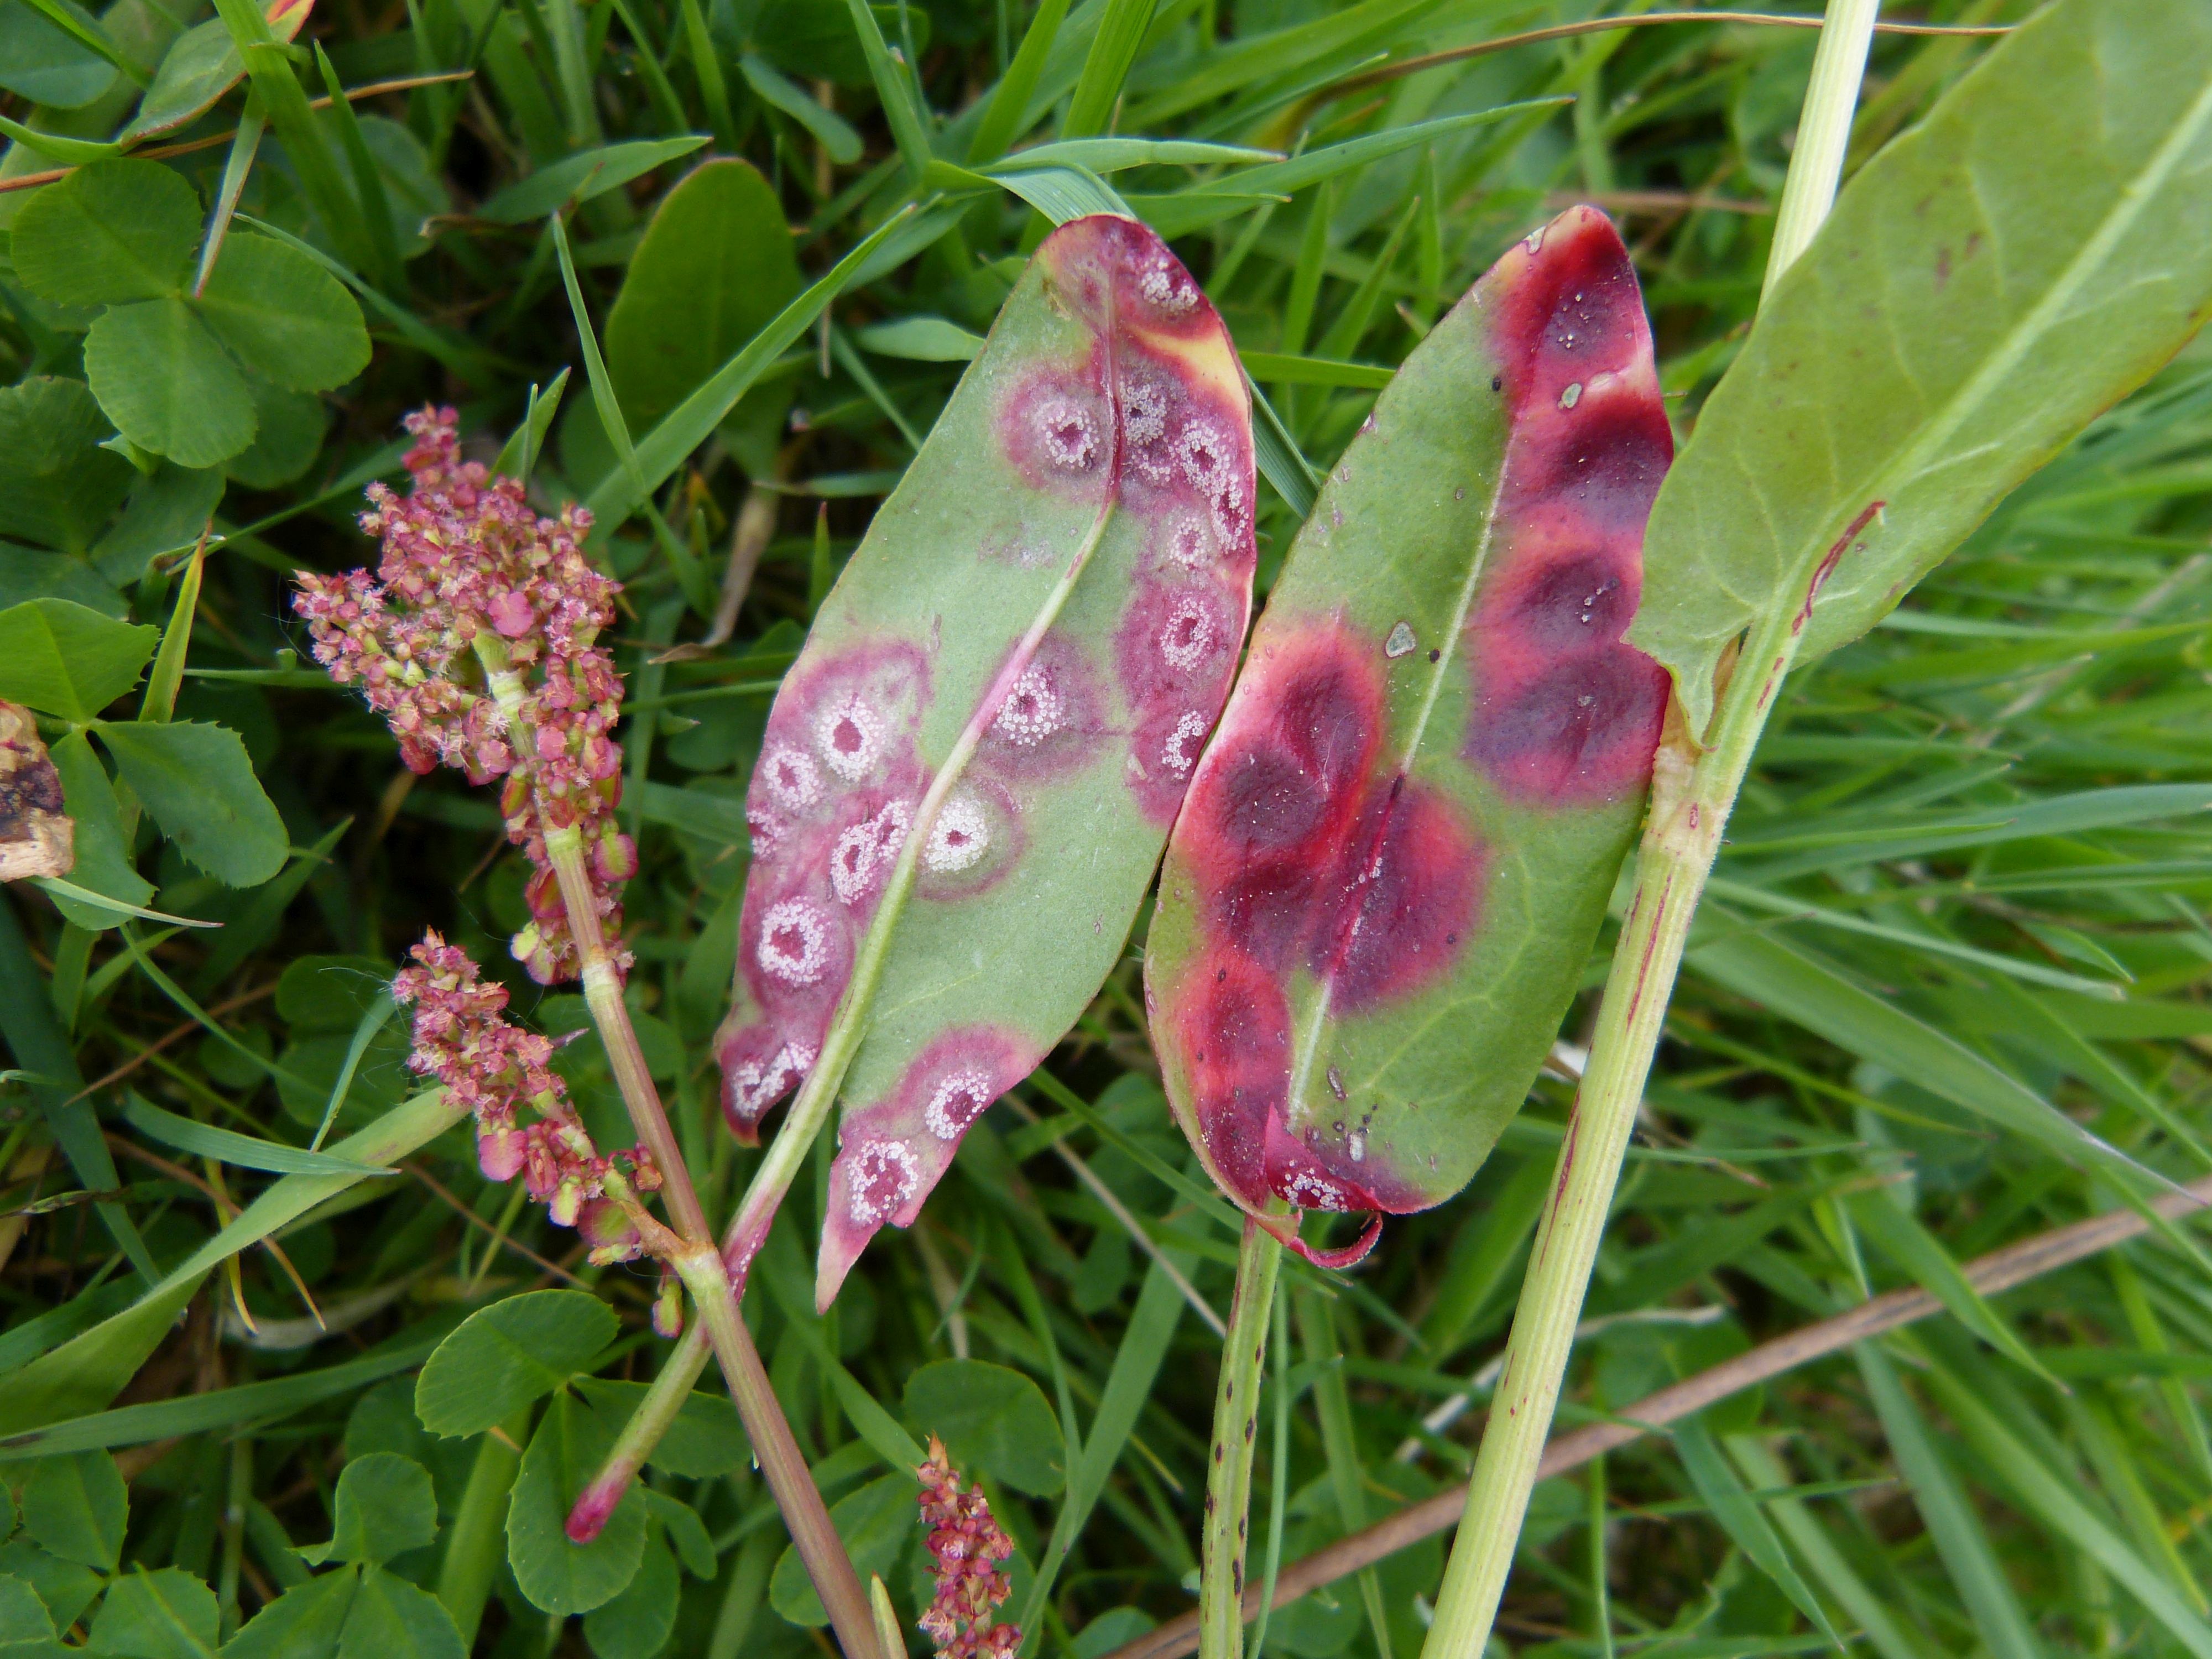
(437, 1407, 530, 1646)
(1762, 0, 1880, 298)
(1418, 592, 1810, 1658)
(1199, 1216, 1283, 1659)
(1416, 4, 1880, 1650)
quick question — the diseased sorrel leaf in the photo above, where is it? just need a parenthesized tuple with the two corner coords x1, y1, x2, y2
(709, 214, 1257, 1305)
(1629, 0, 2212, 738)
(1146, 207, 1669, 1265)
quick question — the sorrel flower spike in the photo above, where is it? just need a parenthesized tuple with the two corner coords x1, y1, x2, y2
(1146, 207, 1672, 1266)
(293, 409, 636, 985)
(916, 1436, 1019, 1658)
(710, 215, 1256, 1307)
(393, 931, 661, 1263)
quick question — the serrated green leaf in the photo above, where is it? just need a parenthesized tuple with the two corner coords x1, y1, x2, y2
(7, 159, 197, 306)
(95, 719, 286, 887)
(0, 1542, 100, 1637)
(580, 1535, 678, 1659)
(1630, 0, 2212, 735)
(83, 301, 257, 470)
(604, 159, 800, 436)
(193, 234, 371, 393)
(706, 216, 1257, 1305)
(1147, 207, 1669, 1248)
(0, 599, 156, 721)
(86, 1566, 218, 1658)
(0, 0, 116, 108)
(335, 1565, 465, 1659)
(219, 1567, 358, 1659)
(18, 1453, 124, 1571)
(304, 1454, 437, 1568)
(903, 1359, 1063, 1496)
(415, 1292, 617, 1437)
(477, 135, 708, 224)
(503, 1391, 645, 1616)
(0, 1572, 61, 1657)
(0, 378, 132, 555)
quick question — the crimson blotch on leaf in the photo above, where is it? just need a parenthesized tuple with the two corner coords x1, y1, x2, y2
(1146, 206, 1672, 1265)
(711, 215, 1257, 1306)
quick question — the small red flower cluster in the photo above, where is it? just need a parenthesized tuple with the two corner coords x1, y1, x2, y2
(394, 931, 659, 1263)
(294, 408, 635, 983)
(916, 1436, 1019, 1658)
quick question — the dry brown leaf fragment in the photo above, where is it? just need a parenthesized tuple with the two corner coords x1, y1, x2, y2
(0, 700, 72, 883)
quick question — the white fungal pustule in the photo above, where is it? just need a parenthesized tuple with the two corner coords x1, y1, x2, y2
(745, 808, 784, 862)
(829, 800, 911, 905)
(762, 743, 823, 811)
(1385, 621, 1418, 659)
(924, 793, 991, 873)
(1034, 395, 1101, 473)
(1282, 1170, 1358, 1212)
(993, 663, 1065, 748)
(1161, 709, 1209, 777)
(1166, 512, 1215, 572)
(1121, 372, 1170, 447)
(757, 899, 832, 985)
(846, 1136, 920, 1225)
(1138, 259, 1199, 315)
(924, 1069, 997, 1141)
(730, 1042, 808, 1113)
(816, 692, 884, 781)
(1177, 419, 1232, 494)
(1158, 594, 1217, 674)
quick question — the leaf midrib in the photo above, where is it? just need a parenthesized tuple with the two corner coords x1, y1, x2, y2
(1282, 363, 1515, 1133)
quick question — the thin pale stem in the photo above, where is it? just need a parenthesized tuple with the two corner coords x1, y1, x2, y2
(1199, 1217, 1284, 1659)
(1416, 3, 1877, 1650)
(1762, 0, 1881, 297)
(1419, 623, 1802, 1659)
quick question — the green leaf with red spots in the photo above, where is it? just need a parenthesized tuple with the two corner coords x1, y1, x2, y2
(711, 215, 1257, 1305)
(1628, 0, 2212, 739)
(1146, 207, 1671, 1264)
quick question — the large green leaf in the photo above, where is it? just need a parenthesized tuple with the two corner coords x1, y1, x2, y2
(82, 300, 257, 469)
(705, 216, 1258, 1305)
(117, 0, 314, 141)
(603, 159, 800, 436)
(194, 233, 371, 393)
(335, 1567, 466, 1659)
(17, 1453, 125, 1571)
(311, 1455, 437, 1568)
(503, 1391, 645, 1616)
(903, 1359, 1065, 1496)
(7, 159, 197, 307)
(85, 1566, 218, 1658)
(1629, 0, 2212, 735)
(414, 1292, 618, 1438)
(0, 599, 156, 721)
(1146, 207, 1670, 1258)
(95, 719, 286, 886)
(0, 378, 132, 555)
(45, 731, 154, 930)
